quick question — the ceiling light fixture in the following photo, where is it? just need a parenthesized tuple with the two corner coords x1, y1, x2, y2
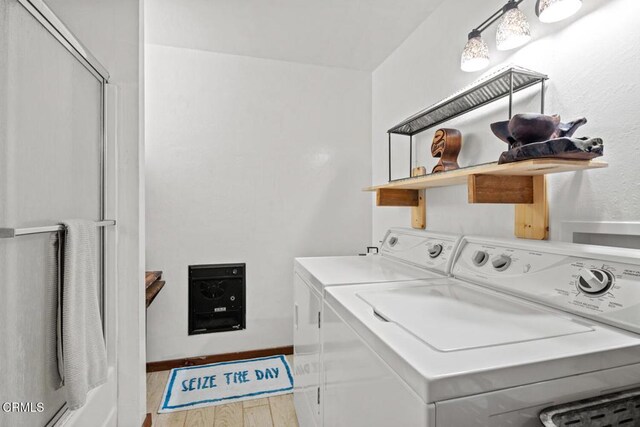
(536, 0, 583, 23)
(496, 1, 532, 51)
(460, 0, 585, 72)
(459, 0, 529, 72)
(461, 30, 490, 72)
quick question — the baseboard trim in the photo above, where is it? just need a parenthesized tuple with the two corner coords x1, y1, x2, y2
(142, 413, 152, 427)
(146, 346, 294, 372)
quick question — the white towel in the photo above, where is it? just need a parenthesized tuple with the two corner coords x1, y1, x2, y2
(53, 219, 107, 410)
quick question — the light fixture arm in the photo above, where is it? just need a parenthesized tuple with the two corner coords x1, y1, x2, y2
(473, 0, 526, 34)
(534, 0, 542, 17)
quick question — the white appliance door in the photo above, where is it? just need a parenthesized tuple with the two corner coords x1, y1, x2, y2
(358, 282, 593, 352)
(293, 273, 321, 427)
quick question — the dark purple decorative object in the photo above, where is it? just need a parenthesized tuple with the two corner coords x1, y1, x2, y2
(498, 137, 603, 164)
(491, 113, 602, 164)
(510, 114, 561, 145)
(554, 117, 588, 139)
(490, 121, 516, 145)
(491, 114, 588, 149)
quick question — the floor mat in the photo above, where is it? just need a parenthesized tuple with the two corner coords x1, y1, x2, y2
(158, 355, 293, 413)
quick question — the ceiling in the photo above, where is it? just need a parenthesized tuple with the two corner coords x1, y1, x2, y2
(145, 0, 446, 71)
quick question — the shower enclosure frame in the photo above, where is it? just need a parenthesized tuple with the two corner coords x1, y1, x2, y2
(7, 0, 116, 425)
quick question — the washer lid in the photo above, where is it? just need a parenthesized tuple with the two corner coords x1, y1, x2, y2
(294, 256, 444, 295)
(358, 283, 593, 352)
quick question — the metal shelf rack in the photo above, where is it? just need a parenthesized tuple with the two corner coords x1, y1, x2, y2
(387, 66, 548, 181)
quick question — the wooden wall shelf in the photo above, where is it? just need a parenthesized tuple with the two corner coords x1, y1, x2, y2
(366, 159, 608, 240)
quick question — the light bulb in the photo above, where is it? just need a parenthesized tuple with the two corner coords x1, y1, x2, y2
(461, 30, 490, 72)
(537, 0, 582, 23)
(496, 2, 532, 51)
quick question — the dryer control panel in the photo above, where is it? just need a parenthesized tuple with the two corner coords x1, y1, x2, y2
(381, 228, 461, 275)
(452, 237, 640, 334)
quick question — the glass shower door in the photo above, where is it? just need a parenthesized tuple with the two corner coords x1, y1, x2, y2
(0, 0, 106, 425)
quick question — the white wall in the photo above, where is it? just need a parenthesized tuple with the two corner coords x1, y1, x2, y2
(42, 0, 146, 424)
(145, 44, 372, 362)
(144, 0, 445, 71)
(372, 0, 640, 244)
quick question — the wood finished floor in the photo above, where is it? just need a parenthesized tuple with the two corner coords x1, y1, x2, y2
(146, 355, 299, 427)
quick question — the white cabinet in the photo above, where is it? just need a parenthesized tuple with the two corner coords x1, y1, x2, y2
(293, 273, 322, 427)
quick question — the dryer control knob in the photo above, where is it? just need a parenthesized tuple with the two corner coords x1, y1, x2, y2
(428, 243, 443, 259)
(491, 255, 512, 271)
(578, 268, 613, 295)
(472, 250, 489, 266)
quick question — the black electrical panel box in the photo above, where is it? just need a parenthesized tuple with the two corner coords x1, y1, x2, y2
(188, 263, 246, 335)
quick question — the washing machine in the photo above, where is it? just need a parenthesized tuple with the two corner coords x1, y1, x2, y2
(324, 236, 640, 426)
(292, 228, 462, 427)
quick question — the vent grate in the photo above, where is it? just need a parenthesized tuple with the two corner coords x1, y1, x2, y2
(188, 264, 246, 335)
(540, 388, 640, 427)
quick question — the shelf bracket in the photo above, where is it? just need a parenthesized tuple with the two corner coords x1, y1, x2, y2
(467, 174, 534, 204)
(375, 167, 427, 229)
(514, 175, 548, 240)
(468, 174, 548, 239)
(376, 189, 419, 207)
(411, 191, 426, 229)
(411, 167, 426, 229)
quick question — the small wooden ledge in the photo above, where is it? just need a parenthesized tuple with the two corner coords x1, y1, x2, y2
(145, 271, 162, 288)
(145, 271, 165, 309)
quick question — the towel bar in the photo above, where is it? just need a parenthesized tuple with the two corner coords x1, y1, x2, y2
(0, 220, 116, 238)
